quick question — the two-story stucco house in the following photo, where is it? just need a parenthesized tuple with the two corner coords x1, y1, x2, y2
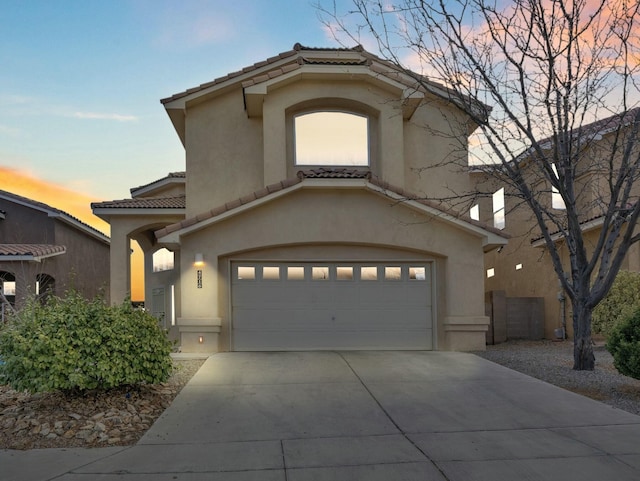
(0, 190, 110, 311)
(93, 44, 508, 353)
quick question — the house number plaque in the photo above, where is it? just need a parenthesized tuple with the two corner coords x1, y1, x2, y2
(197, 269, 203, 288)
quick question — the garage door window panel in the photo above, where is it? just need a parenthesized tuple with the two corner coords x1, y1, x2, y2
(409, 267, 426, 280)
(237, 266, 256, 280)
(262, 266, 280, 280)
(360, 266, 378, 281)
(287, 266, 305, 280)
(384, 266, 402, 281)
(336, 266, 354, 281)
(312, 266, 329, 280)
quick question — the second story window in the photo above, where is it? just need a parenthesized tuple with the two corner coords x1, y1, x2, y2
(493, 187, 505, 230)
(470, 204, 480, 221)
(551, 164, 566, 210)
(294, 111, 369, 166)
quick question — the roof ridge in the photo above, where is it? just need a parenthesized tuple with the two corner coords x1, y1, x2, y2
(0, 189, 109, 241)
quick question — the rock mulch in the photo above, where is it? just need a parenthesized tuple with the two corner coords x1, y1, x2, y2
(0, 359, 205, 450)
(476, 340, 640, 416)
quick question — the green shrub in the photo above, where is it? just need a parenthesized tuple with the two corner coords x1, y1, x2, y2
(593, 270, 640, 338)
(606, 309, 640, 380)
(0, 291, 172, 393)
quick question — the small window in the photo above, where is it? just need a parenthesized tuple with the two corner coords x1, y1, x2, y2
(263, 266, 280, 280)
(487, 268, 495, 278)
(361, 266, 378, 280)
(385, 267, 402, 281)
(470, 204, 480, 221)
(287, 266, 305, 280)
(337, 266, 354, 280)
(153, 248, 174, 272)
(237, 266, 256, 280)
(551, 164, 566, 210)
(312, 266, 329, 280)
(2, 281, 15, 296)
(294, 111, 369, 166)
(409, 267, 426, 280)
(516, 263, 523, 270)
(493, 188, 505, 230)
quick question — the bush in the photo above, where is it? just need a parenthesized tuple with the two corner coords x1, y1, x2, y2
(593, 270, 640, 338)
(606, 310, 640, 380)
(0, 291, 172, 393)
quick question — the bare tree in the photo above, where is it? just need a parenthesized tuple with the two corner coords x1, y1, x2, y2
(319, 0, 640, 369)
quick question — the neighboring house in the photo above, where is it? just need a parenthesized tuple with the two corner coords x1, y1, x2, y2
(475, 110, 640, 341)
(92, 43, 508, 353)
(0, 190, 110, 311)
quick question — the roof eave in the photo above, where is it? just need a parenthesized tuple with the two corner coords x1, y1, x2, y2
(0, 249, 66, 263)
(531, 217, 604, 247)
(364, 182, 509, 248)
(91, 207, 185, 220)
(131, 176, 186, 198)
(243, 65, 424, 119)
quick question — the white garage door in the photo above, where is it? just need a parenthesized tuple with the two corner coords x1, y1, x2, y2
(231, 262, 433, 351)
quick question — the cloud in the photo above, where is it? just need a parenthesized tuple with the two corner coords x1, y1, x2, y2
(72, 112, 138, 122)
(150, 5, 235, 49)
(0, 166, 108, 234)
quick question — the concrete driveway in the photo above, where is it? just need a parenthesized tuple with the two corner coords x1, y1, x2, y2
(3, 351, 640, 480)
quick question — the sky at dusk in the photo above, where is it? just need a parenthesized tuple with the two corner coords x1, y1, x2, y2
(0, 1, 355, 299)
(0, 1, 351, 204)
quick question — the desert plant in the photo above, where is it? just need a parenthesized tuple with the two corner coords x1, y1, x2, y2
(0, 290, 172, 393)
(607, 310, 640, 380)
(593, 271, 640, 338)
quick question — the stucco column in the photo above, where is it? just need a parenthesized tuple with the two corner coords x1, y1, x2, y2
(12, 267, 33, 310)
(109, 223, 131, 304)
(443, 257, 490, 351)
(262, 103, 287, 186)
(176, 248, 221, 353)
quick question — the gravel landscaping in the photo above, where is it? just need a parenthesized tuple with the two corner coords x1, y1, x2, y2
(0, 358, 205, 450)
(475, 340, 640, 416)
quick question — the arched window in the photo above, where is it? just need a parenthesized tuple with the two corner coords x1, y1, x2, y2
(1, 271, 16, 307)
(294, 111, 369, 166)
(36, 274, 55, 303)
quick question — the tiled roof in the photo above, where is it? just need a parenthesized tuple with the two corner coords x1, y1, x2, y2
(161, 47, 300, 104)
(0, 190, 109, 243)
(511, 107, 640, 163)
(91, 195, 186, 210)
(130, 171, 186, 195)
(530, 214, 606, 244)
(162, 43, 453, 106)
(297, 168, 372, 179)
(154, 169, 506, 239)
(0, 244, 66, 258)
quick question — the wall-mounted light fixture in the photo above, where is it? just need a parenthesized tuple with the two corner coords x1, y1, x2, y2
(198, 336, 204, 344)
(194, 253, 204, 267)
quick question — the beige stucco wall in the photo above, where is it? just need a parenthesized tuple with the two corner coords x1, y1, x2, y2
(404, 100, 475, 203)
(185, 90, 264, 218)
(172, 187, 488, 352)
(182, 76, 474, 220)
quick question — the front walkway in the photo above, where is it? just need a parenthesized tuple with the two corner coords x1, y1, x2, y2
(3, 351, 640, 480)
